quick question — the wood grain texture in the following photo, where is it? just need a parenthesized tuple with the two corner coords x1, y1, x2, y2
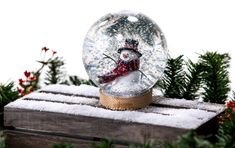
(4, 107, 189, 144)
(3, 84, 226, 147)
(4, 130, 127, 148)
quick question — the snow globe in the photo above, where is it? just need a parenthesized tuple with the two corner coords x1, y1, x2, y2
(83, 11, 168, 110)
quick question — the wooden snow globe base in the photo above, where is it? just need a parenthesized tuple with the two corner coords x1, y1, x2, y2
(99, 89, 152, 110)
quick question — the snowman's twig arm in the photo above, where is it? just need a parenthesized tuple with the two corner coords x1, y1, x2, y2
(103, 53, 117, 65)
(138, 70, 151, 81)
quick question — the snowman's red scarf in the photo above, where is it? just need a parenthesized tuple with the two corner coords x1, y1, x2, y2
(98, 59, 140, 84)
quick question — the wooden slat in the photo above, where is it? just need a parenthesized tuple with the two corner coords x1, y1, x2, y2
(4, 84, 226, 146)
(4, 130, 127, 148)
(4, 107, 189, 144)
(22, 92, 218, 118)
(23, 92, 99, 106)
(5, 99, 217, 129)
(38, 84, 225, 112)
(39, 84, 99, 98)
(153, 96, 225, 113)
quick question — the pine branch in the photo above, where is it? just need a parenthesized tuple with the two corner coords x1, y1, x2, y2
(44, 57, 66, 85)
(91, 139, 114, 148)
(68, 75, 97, 86)
(0, 82, 19, 107)
(53, 143, 74, 148)
(215, 108, 235, 147)
(199, 52, 231, 104)
(182, 60, 203, 100)
(156, 55, 186, 98)
(176, 131, 213, 148)
(129, 140, 156, 148)
(164, 131, 213, 148)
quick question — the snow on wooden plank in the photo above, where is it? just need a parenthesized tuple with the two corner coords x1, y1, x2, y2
(5, 84, 226, 145)
(153, 97, 225, 113)
(22, 92, 99, 106)
(6, 99, 217, 129)
(40, 84, 99, 98)
(19, 92, 215, 120)
(39, 84, 225, 112)
(20, 91, 217, 118)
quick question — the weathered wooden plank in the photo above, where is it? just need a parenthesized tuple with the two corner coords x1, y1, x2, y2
(153, 96, 225, 113)
(4, 84, 226, 146)
(4, 130, 127, 148)
(23, 92, 99, 106)
(40, 84, 99, 98)
(22, 93, 219, 120)
(5, 99, 218, 129)
(4, 107, 189, 144)
(39, 84, 224, 112)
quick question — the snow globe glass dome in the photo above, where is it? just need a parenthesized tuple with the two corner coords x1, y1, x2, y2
(83, 11, 169, 110)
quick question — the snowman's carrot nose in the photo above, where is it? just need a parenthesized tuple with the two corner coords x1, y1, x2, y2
(123, 53, 128, 58)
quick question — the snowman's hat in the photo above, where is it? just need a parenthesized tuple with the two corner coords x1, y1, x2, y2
(118, 39, 142, 57)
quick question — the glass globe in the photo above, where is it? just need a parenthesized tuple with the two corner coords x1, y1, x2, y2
(83, 11, 169, 97)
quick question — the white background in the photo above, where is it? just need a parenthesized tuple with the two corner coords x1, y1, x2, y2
(0, 0, 235, 91)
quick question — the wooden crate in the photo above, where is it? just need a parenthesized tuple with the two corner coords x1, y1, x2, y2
(4, 84, 225, 148)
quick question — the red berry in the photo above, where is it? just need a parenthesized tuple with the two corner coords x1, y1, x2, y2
(42, 47, 49, 52)
(19, 79, 25, 85)
(226, 100, 235, 108)
(24, 71, 31, 78)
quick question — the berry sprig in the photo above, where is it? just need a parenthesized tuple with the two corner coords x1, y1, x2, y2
(226, 100, 235, 112)
(217, 99, 235, 124)
(17, 47, 57, 96)
(17, 71, 37, 96)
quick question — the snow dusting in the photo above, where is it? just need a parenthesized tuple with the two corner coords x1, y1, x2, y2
(23, 92, 99, 106)
(39, 84, 224, 113)
(40, 84, 99, 97)
(153, 97, 225, 113)
(5, 84, 225, 130)
(6, 99, 216, 129)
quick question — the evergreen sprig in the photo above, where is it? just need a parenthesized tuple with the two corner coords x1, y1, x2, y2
(53, 143, 74, 148)
(156, 55, 186, 98)
(0, 82, 19, 107)
(199, 52, 231, 104)
(44, 57, 66, 85)
(164, 131, 213, 148)
(69, 75, 96, 86)
(91, 139, 114, 148)
(215, 107, 235, 148)
(130, 140, 157, 148)
(183, 60, 203, 100)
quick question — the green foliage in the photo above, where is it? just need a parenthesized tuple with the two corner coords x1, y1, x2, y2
(45, 57, 67, 85)
(164, 104, 235, 148)
(156, 55, 186, 98)
(164, 131, 213, 148)
(215, 109, 235, 148)
(43, 57, 96, 86)
(52, 143, 74, 148)
(31, 72, 41, 90)
(91, 139, 114, 148)
(199, 52, 230, 104)
(0, 132, 5, 148)
(156, 52, 231, 102)
(0, 137, 5, 148)
(182, 60, 203, 100)
(0, 82, 19, 107)
(69, 75, 97, 86)
(130, 140, 157, 148)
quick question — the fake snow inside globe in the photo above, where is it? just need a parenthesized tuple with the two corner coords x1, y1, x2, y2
(83, 11, 169, 110)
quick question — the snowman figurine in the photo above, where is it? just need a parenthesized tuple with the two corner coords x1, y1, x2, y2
(98, 39, 144, 96)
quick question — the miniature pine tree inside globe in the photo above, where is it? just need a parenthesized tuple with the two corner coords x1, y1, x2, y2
(83, 11, 169, 110)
